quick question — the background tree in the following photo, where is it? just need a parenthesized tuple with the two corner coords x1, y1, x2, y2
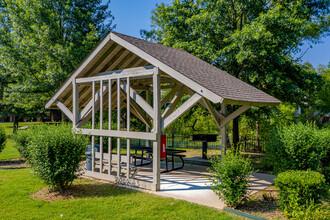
(0, 0, 115, 132)
(142, 0, 330, 152)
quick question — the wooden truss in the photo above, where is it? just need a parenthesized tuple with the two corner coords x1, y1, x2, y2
(56, 65, 251, 191)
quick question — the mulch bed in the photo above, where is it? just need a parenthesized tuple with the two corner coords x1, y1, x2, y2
(236, 185, 286, 220)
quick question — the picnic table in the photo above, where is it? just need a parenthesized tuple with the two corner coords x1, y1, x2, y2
(131, 146, 186, 173)
(161, 149, 186, 173)
(131, 146, 153, 166)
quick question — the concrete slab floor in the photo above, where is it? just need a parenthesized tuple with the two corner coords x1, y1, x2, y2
(149, 164, 275, 210)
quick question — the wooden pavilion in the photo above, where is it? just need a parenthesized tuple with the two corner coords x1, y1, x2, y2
(45, 32, 281, 191)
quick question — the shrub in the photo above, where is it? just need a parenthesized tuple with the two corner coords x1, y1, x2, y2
(208, 152, 253, 208)
(275, 170, 327, 218)
(28, 123, 89, 190)
(265, 122, 330, 174)
(0, 127, 6, 153)
(13, 128, 36, 161)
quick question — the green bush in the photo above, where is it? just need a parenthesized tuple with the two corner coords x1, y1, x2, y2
(28, 123, 89, 190)
(0, 127, 6, 153)
(275, 170, 327, 218)
(208, 152, 253, 208)
(265, 122, 330, 174)
(13, 128, 35, 161)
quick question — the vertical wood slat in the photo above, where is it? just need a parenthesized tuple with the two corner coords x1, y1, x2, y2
(152, 67, 161, 191)
(108, 79, 112, 175)
(92, 81, 95, 172)
(100, 80, 103, 173)
(117, 78, 121, 177)
(126, 77, 131, 179)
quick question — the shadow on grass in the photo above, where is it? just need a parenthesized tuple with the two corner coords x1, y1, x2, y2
(31, 180, 138, 202)
(0, 159, 27, 170)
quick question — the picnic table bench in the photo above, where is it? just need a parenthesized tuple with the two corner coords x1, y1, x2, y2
(161, 149, 186, 173)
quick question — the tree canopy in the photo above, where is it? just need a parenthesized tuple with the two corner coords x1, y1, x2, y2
(0, 0, 115, 127)
(142, 0, 330, 148)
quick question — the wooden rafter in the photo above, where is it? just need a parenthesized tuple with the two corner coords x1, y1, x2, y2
(120, 81, 154, 118)
(162, 93, 202, 130)
(160, 83, 182, 107)
(162, 85, 187, 118)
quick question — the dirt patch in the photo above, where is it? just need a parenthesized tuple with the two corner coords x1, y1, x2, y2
(236, 185, 286, 220)
(30, 178, 135, 202)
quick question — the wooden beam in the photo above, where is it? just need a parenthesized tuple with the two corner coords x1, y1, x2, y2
(160, 83, 182, 107)
(162, 93, 202, 130)
(80, 83, 110, 120)
(119, 88, 152, 128)
(78, 129, 157, 141)
(108, 79, 112, 175)
(219, 105, 251, 128)
(152, 67, 161, 191)
(76, 66, 155, 83)
(72, 79, 79, 127)
(201, 98, 221, 129)
(117, 78, 121, 177)
(162, 85, 187, 118)
(56, 101, 73, 121)
(126, 77, 131, 179)
(120, 82, 154, 118)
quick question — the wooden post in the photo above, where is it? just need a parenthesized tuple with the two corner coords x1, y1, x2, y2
(72, 78, 79, 128)
(221, 104, 227, 156)
(108, 79, 112, 175)
(92, 81, 95, 172)
(117, 78, 121, 177)
(126, 77, 131, 179)
(146, 90, 151, 148)
(100, 80, 103, 173)
(152, 67, 161, 191)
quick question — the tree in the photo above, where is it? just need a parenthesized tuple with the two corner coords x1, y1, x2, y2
(142, 0, 330, 152)
(0, 0, 115, 132)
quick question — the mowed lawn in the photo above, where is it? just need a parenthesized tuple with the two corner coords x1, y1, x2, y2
(0, 123, 240, 220)
(0, 168, 239, 220)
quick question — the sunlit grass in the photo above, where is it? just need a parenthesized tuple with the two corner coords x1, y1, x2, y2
(0, 168, 240, 219)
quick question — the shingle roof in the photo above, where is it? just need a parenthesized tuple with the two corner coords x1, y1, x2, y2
(46, 31, 281, 109)
(112, 32, 281, 105)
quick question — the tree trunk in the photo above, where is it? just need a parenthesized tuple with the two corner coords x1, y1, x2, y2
(13, 113, 19, 134)
(232, 116, 240, 154)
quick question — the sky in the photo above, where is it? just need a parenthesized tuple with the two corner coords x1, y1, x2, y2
(107, 0, 330, 68)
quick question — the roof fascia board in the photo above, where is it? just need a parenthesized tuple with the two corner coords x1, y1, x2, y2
(222, 98, 281, 106)
(110, 32, 224, 104)
(45, 32, 113, 108)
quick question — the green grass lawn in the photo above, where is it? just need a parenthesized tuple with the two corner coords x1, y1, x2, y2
(0, 167, 240, 220)
(0, 139, 20, 160)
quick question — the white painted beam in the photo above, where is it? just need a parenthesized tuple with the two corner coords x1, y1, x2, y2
(76, 66, 155, 83)
(162, 86, 187, 118)
(56, 101, 73, 122)
(160, 83, 182, 108)
(201, 98, 221, 129)
(79, 128, 157, 141)
(162, 93, 202, 130)
(219, 105, 251, 128)
(120, 82, 154, 118)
